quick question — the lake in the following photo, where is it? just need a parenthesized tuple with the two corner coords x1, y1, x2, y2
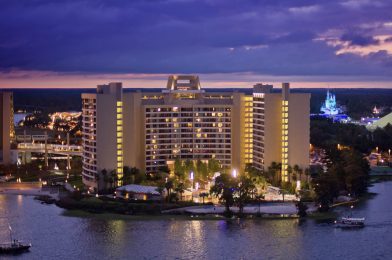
(1, 181, 392, 260)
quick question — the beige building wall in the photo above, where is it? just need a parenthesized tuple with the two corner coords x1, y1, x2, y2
(231, 92, 244, 172)
(243, 95, 253, 166)
(252, 83, 310, 183)
(123, 91, 144, 170)
(0, 92, 13, 165)
(263, 94, 283, 169)
(288, 94, 310, 171)
(96, 94, 118, 173)
(82, 83, 123, 191)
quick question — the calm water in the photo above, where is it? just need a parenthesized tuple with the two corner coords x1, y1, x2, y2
(1, 182, 392, 260)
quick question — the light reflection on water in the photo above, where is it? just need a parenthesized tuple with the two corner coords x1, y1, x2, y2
(0, 182, 392, 259)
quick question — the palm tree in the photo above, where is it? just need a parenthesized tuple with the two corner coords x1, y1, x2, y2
(109, 170, 117, 189)
(200, 192, 209, 204)
(165, 179, 174, 202)
(287, 165, 293, 183)
(175, 182, 186, 201)
(293, 164, 300, 178)
(304, 168, 311, 184)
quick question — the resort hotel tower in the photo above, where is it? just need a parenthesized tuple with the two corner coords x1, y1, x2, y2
(0, 92, 14, 165)
(82, 75, 310, 191)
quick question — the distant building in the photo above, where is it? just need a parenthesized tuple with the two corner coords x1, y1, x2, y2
(373, 105, 380, 116)
(366, 112, 392, 131)
(0, 92, 15, 165)
(81, 76, 310, 191)
(115, 184, 162, 200)
(315, 90, 351, 123)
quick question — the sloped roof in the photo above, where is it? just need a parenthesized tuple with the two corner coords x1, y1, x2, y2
(367, 112, 392, 131)
(116, 184, 160, 195)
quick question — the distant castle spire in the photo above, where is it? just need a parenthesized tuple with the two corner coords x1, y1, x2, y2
(321, 90, 341, 116)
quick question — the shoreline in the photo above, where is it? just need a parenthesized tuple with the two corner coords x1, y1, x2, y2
(1, 185, 376, 221)
(0, 188, 59, 200)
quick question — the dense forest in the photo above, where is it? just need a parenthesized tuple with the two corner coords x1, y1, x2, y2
(311, 117, 392, 153)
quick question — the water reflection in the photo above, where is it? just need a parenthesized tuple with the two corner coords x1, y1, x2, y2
(0, 181, 392, 259)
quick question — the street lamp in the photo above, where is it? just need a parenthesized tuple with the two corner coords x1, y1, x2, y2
(232, 169, 237, 178)
(190, 171, 194, 201)
(190, 171, 194, 188)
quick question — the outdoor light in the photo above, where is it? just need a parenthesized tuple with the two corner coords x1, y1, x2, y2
(190, 171, 194, 180)
(232, 169, 237, 178)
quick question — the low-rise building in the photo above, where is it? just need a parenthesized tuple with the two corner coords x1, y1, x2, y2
(115, 184, 162, 200)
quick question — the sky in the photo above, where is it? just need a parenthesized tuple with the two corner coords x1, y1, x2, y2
(1, 0, 392, 89)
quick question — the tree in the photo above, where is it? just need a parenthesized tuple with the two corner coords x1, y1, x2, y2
(265, 162, 281, 186)
(199, 192, 209, 204)
(123, 166, 133, 185)
(312, 173, 339, 212)
(196, 160, 209, 181)
(235, 175, 256, 215)
(293, 164, 302, 182)
(165, 179, 174, 202)
(210, 173, 235, 214)
(208, 158, 220, 174)
(110, 170, 118, 188)
(287, 165, 293, 183)
(158, 165, 170, 174)
(304, 168, 311, 184)
(184, 159, 194, 174)
(296, 201, 308, 217)
(174, 158, 185, 181)
(175, 182, 186, 201)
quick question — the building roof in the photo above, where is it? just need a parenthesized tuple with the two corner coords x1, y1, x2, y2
(367, 112, 392, 131)
(116, 184, 160, 195)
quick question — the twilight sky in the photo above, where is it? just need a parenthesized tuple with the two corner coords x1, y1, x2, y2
(1, 0, 392, 88)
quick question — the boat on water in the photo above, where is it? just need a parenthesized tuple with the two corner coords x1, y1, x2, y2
(0, 240, 31, 254)
(335, 217, 365, 228)
(334, 205, 365, 228)
(0, 225, 31, 254)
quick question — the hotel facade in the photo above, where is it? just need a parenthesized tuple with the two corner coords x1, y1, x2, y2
(82, 76, 309, 191)
(0, 92, 14, 165)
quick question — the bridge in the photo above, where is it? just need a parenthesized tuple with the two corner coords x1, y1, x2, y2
(16, 142, 82, 169)
(17, 143, 82, 156)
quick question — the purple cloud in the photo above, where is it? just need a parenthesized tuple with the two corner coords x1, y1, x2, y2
(0, 0, 392, 78)
(341, 33, 380, 46)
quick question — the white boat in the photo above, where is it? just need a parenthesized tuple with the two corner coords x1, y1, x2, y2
(0, 224, 31, 254)
(335, 217, 365, 228)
